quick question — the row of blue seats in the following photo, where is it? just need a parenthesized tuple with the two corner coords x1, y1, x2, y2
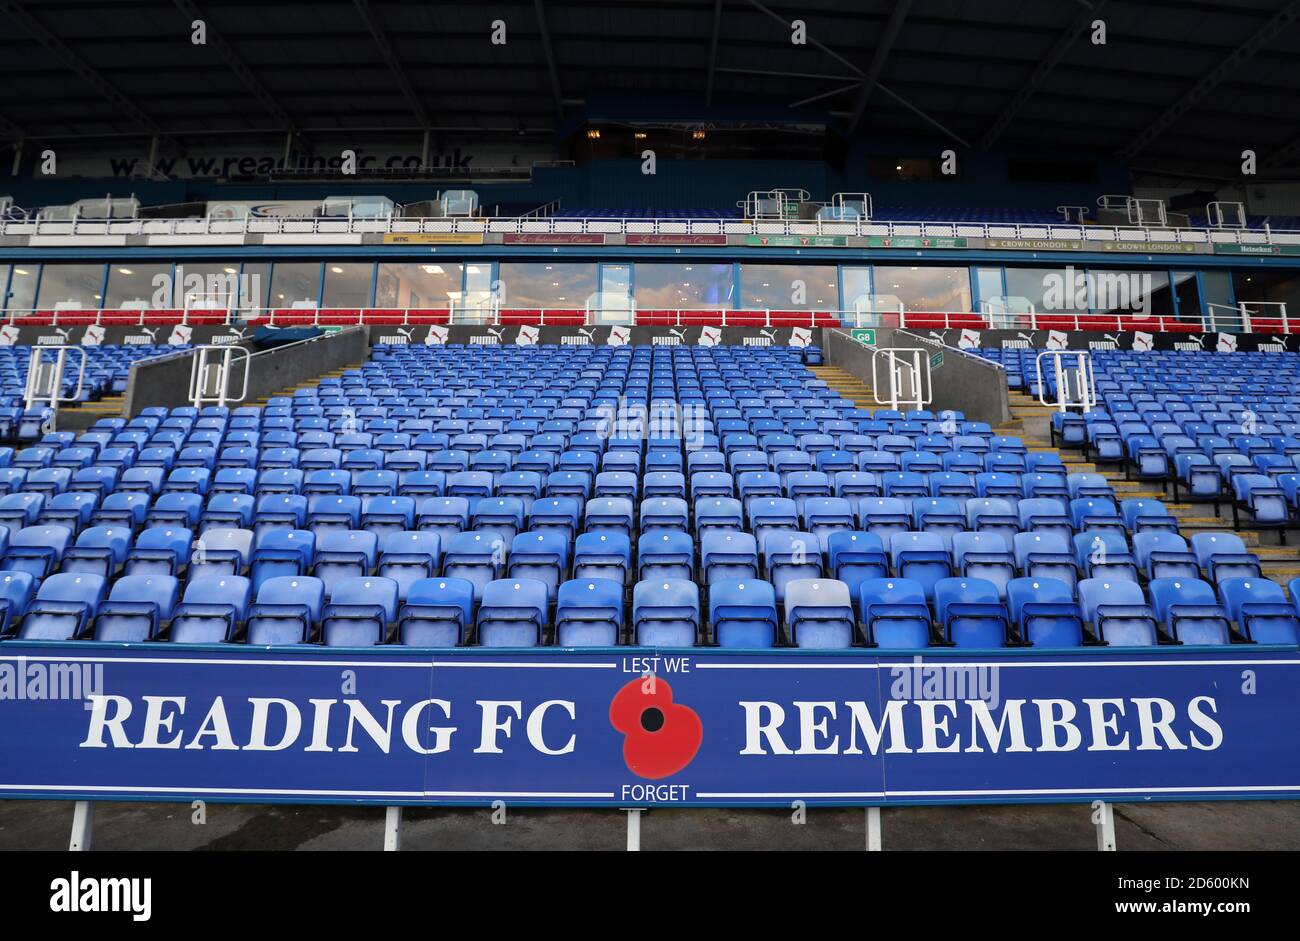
(7, 570, 1296, 649)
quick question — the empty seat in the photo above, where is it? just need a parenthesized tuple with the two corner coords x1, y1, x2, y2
(1078, 578, 1158, 646)
(859, 578, 931, 648)
(93, 574, 180, 642)
(322, 576, 400, 646)
(167, 574, 248, 647)
(1006, 577, 1083, 648)
(784, 578, 855, 649)
(632, 579, 699, 646)
(709, 578, 778, 648)
(555, 577, 624, 647)
(1149, 578, 1231, 646)
(933, 577, 1009, 647)
(476, 578, 549, 647)
(246, 576, 325, 645)
(397, 577, 476, 647)
(1218, 578, 1300, 645)
(17, 573, 107, 640)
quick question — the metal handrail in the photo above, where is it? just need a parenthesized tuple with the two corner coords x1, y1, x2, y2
(3, 211, 1297, 243)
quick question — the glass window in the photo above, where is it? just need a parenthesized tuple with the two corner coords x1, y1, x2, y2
(841, 267, 872, 313)
(873, 266, 972, 312)
(4, 264, 38, 312)
(740, 264, 838, 310)
(172, 263, 246, 312)
(1172, 271, 1201, 323)
(35, 263, 105, 309)
(375, 262, 463, 309)
(238, 263, 271, 312)
(1004, 267, 1078, 314)
(105, 263, 172, 309)
(462, 262, 497, 315)
(269, 262, 322, 308)
(323, 262, 374, 308)
(498, 262, 597, 308)
(974, 267, 1003, 310)
(1232, 268, 1300, 318)
(1088, 268, 1172, 318)
(635, 263, 734, 309)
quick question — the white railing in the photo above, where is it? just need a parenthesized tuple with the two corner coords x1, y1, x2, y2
(3, 211, 1299, 245)
(0, 305, 1293, 335)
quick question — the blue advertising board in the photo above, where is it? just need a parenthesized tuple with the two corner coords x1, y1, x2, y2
(1, 644, 1298, 807)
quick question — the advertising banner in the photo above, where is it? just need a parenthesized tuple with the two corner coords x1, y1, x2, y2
(1, 646, 1296, 808)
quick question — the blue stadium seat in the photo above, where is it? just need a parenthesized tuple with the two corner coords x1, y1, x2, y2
(1149, 578, 1231, 646)
(1218, 578, 1300, 645)
(476, 578, 549, 647)
(555, 578, 624, 647)
(246, 576, 325, 645)
(1007, 577, 1083, 648)
(632, 579, 699, 646)
(1078, 578, 1158, 646)
(93, 574, 180, 642)
(18, 573, 107, 640)
(934, 577, 1009, 647)
(859, 578, 931, 648)
(397, 577, 476, 647)
(322, 576, 399, 646)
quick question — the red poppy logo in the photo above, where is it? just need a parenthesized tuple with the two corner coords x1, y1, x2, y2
(609, 676, 703, 779)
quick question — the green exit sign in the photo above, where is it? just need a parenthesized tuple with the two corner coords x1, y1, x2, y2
(930, 351, 944, 368)
(850, 328, 876, 345)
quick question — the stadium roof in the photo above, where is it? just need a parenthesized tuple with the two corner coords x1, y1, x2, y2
(1, 0, 1298, 180)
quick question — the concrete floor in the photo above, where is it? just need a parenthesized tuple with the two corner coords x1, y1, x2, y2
(2, 799, 1298, 850)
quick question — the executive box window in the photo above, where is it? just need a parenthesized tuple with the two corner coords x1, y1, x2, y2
(105, 264, 173, 309)
(874, 266, 972, 312)
(171, 263, 247, 311)
(1089, 268, 1173, 318)
(322, 263, 374, 308)
(269, 262, 322, 308)
(1004, 267, 1077, 315)
(35, 263, 105, 309)
(1233, 269, 1300, 318)
(841, 267, 873, 313)
(238, 263, 271, 312)
(740, 265, 838, 310)
(375, 263, 464, 309)
(498, 262, 597, 308)
(634, 263, 734, 309)
(3, 265, 37, 313)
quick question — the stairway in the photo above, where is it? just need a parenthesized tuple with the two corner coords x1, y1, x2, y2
(811, 366, 875, 410)
(246, 362, 367, 408)
(1001, 389, 1300, 591)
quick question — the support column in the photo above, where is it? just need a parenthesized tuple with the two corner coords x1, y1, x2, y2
(69, 801, 94, 852)
(866, 807, 882, 851)
(383, 806, 402, 851)
(1093, 800, 1116, 851)
(626, 809, 642, 851)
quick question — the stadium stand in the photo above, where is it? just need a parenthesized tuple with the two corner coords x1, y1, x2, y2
(0, 338, 1295, 651)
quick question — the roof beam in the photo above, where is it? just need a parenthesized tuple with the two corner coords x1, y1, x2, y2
(743, 0, 967, 147)
(979, 0, 1107, 150)
(352, 0, 429, 128)
(1121, 0, 1300, 159)
(705, 0, 723, 104)
(533, 0, 565, 120)
(0, 0, 175, 145)
(171, 0, 305, 140)
(846, 0, 911, 132)
(0, 111, 25, 142)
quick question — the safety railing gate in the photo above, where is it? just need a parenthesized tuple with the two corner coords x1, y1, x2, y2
(871, 347, 932, 412)
(188, 344, 250, 408)
(1036, 350, 1096, 413)
(23, 345, 87, 427)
